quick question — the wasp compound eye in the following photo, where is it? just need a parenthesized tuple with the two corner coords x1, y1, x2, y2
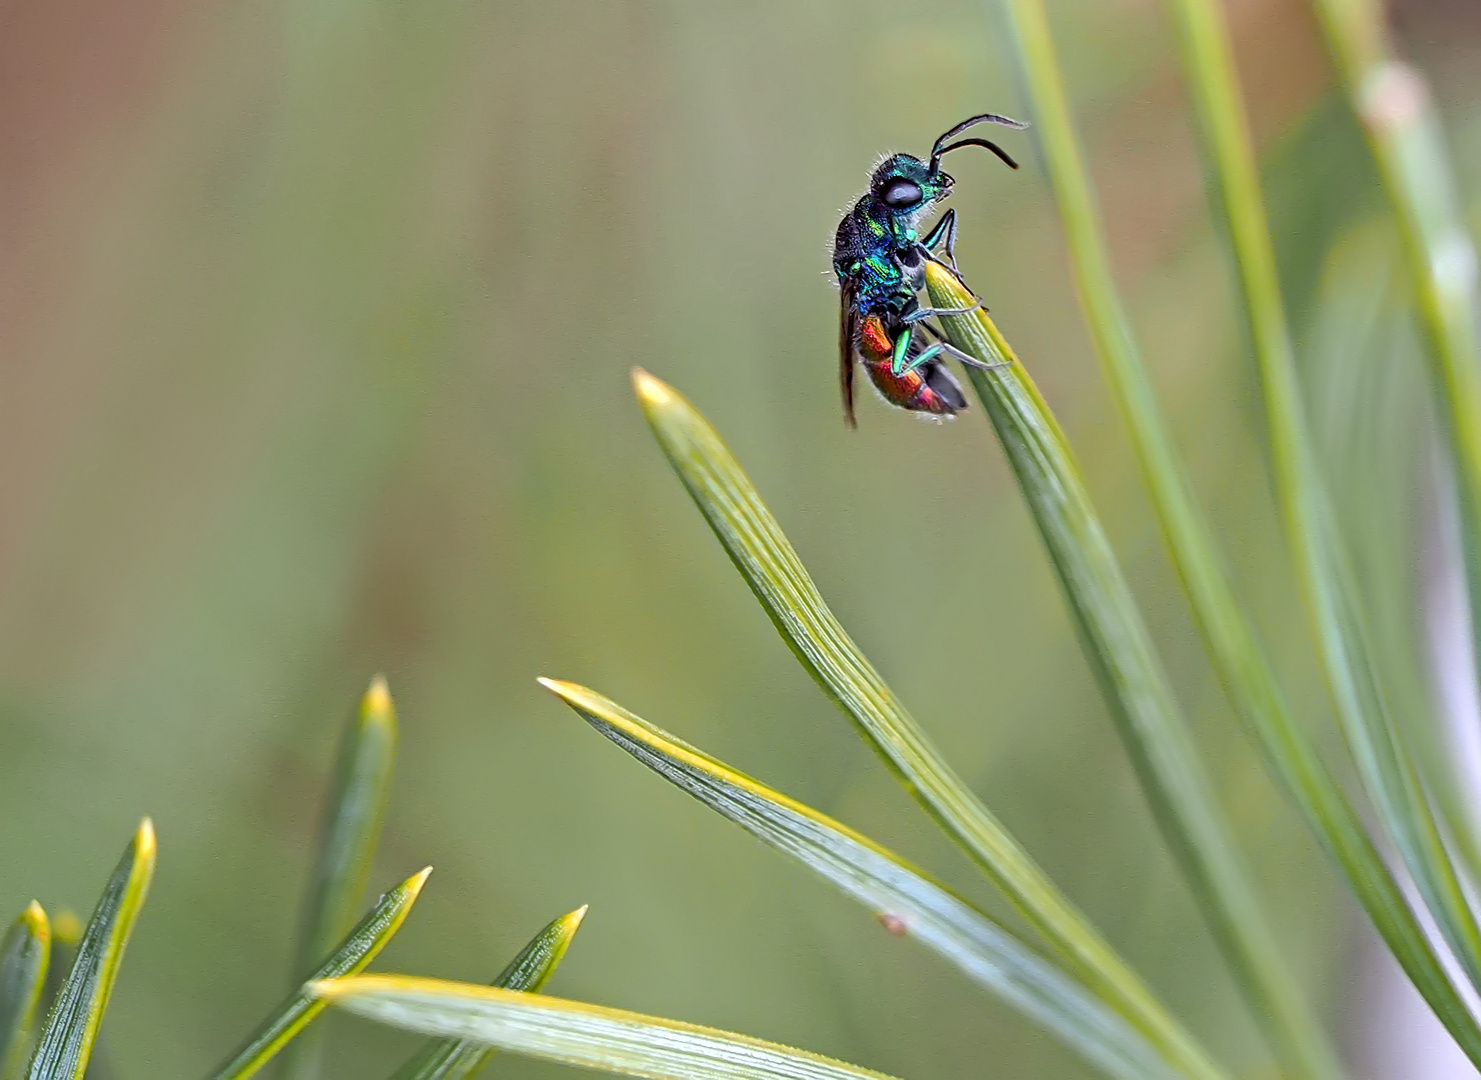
(880, 179, 923, 209)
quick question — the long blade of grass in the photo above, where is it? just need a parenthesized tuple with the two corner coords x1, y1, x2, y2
(281, 676, 399, 1080)
(26, 820, 155, 1080)
(388, 906, 588, 1080)
(1151, 0, 1481, 1060)
(541, 678, 1183, 1080)
(316, 975, 899, 1080)
(924, 261, 1341, 1079)
(633, 370, 1226, 1080)
(1309, 0, 1481, 725)
(0, 904, 49, 1080)
(205, 867, 431, 1080)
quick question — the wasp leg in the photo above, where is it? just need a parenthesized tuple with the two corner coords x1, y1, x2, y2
(939, 341, 1010, 371)
(915, 320, 1009, 371)
(916, 212, 978, 295)
(890, 324, 916, 376)
(893, 315, 1008, 376)
(920, 252, 976, 298)
(920, 209, 959, 269)
(897, 340, 1011, 376)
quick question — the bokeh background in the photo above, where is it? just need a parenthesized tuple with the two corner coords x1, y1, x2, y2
(0, 0, 1478, 1077)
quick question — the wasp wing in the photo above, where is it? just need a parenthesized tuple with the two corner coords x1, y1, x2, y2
(922, 359, 967, 411)
(839, 279, 858, 429)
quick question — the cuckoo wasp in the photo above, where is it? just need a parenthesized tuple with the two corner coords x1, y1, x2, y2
(833, 113, 1025, 426)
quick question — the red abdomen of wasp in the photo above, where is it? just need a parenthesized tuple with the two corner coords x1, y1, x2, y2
(856, 314, 955, 415)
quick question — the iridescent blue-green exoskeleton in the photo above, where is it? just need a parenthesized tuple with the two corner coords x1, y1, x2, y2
(833, 113, 1026, 426)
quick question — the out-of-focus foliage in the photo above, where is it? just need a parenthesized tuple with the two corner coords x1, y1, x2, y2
(0, 2, 1476, 1078)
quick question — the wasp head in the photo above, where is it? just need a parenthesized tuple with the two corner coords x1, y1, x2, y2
(869, 154, 951, 223)
(867, 114, 1026, 225)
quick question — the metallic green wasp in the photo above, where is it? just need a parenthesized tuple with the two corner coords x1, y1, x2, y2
(833, 114, 1025, 425)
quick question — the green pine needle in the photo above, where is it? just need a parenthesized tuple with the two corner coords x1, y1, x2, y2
(316, 975, 901, 1080)
(206, 867, 430, 1080)
(634, 369, 1226, 1080)
(25, 821, 154, 1080)
(387, 906, 588, 1080)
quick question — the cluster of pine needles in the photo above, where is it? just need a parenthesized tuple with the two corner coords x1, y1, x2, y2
(5, 1, 1481, 1079)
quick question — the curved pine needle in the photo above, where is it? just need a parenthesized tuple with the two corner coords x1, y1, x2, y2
(0, 904, 49, 1080)
(542, 678, 1182, 1080)
(281, 677, 399, 1080)
(1310, 0, 1481, 734)
(26, 821, 155, 1080)
(316, 975, 900, 1080)
(924, 261, 1340, 1079)
(1152, 0, 1481, 1061)
(295, 677, 399, 979)
(388, 906, 588, 1080)
(634, 369, 1225, 1080)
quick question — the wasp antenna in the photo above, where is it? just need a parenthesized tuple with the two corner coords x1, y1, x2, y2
(929, 113, 1027, 173)
(932, 137, 1020, 171)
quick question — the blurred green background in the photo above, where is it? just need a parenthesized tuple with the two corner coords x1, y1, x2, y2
(0, 0, 1477, 1076)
